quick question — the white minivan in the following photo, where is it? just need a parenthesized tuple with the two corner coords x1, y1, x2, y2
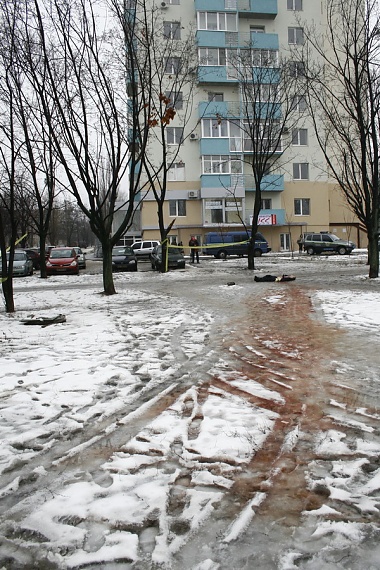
(131, 240, 160, 258)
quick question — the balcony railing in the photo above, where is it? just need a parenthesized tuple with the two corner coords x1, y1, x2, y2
(229, 137, 283, 154)
(194, 0, 277, 17)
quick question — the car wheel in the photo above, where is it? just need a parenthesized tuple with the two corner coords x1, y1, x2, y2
(253, 249, 262, 257)
(217, 250, 228, 259)
(306, 247, 315, 255)
(337, 246, 347, 255)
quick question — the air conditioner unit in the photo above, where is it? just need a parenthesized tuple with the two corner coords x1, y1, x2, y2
(190, 133, 199, 140)
(188, 191, 198, 199)
(160, 1, 167, 8)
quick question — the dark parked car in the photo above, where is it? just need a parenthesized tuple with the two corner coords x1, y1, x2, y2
(46, 247, 79, 275)
(112, 246, 138, 272)
(150, 245, 186, 271)
(300, 233, 356, 255)
(24, 248, 41, 270)
(2, 250, 34, 277)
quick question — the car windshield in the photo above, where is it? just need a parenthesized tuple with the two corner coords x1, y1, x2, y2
(156, 246, 182, 257)
(50, 249, 74, 258)
(6, 252, 26, 261)
(113, 247, 133, 255)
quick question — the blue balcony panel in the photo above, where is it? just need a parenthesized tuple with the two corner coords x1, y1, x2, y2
(252, 67, 280, 83)
(196, 31, 278, 50)
(197, 30, 228, 48)
(250, 32, 278, 50)
(200, 138, 231, 155)
(201, 174, 231, 188)
(244, 174, 284, 192)
(194, 0, 277, 17)
(195, 0, 227, 10)
(198, 66, 239, 84)
(238, 0, 277, 18)
(198, 100, 281, 119)
(198, 101, 230, 118)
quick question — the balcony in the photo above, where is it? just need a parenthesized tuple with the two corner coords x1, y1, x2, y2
(198, 65, 239, 84)
(241, 174, 284, 192)
(200, 173, 284, 193)
(194, 0, 277, 18)
(200, 138, 231, 155)
(229, 137, 283, 154)
(237, 0, 277, 18)
(196, 31, 278, 50)
(198, 100, 281, 119)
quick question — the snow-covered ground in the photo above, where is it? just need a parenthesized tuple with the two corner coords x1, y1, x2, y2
(1, 253, 380, 569)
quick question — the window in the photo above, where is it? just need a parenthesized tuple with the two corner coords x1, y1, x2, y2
(242, 120, 281, 153)
(280, 233, 291, 251)
(165, 57, 181, 74)
(288, 27, 304, 45)
(202, 118, 229, 138)
(168, 162, 185, 181)
(163, 21, 181, 40)
(198, 12, 237, 32)
(251, 26, 265, 33)
(208, 92, 224, 102)
(166, 127, 184, 145)
(293, 163, 309, 180)
(169, 200, 186, 217)
(292, 128, 308, 145)
(168, 0, 180, 3)
(199, 48, 226, 66)
(252, 49, 278, 67)
(204, 198, 243, 224)
(261, 198, 272, 209)
(292, 94, 307, 111)
(256, 84, 276, 102)
(289, 61, 305, 77)
(165, 91, 183, 110)
(287, 0, 302, 9)
(202, 155, 242, 174)
(294, 198, 310, 215)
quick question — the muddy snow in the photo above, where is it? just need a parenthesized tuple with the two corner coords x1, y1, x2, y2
(1, 251, 380, 569)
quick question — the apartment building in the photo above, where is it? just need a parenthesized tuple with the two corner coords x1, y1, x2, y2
(132, 0, 364, 252)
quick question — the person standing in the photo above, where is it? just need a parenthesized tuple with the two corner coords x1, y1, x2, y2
(297, 234, 304, 253)
(189, 235, 199, 263)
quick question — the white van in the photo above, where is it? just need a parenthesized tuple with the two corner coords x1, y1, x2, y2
(131, 240, 160, 258)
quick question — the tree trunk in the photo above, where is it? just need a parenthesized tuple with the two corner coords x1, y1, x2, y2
(248, 187, 261, 270)
(368, 234, 379, 278)
(39, 234, 48, 279)
(1, 276, 15, 313)
(102, 242, 116, 295)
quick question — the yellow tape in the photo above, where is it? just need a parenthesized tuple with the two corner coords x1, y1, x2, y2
(6, 233, 28, 252)
(161, 240, 251, 250)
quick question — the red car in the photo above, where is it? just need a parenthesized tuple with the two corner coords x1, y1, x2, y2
(46, 247, 79, 275)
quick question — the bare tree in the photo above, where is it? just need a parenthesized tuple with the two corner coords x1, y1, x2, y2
(221, 43, 305, 269)
(0, 0, 26, 312)
(303, 0, 380, 277)
(20, 0, 150, 295)
(109, 0, 198, 272)
(0, 0, 64, 281)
